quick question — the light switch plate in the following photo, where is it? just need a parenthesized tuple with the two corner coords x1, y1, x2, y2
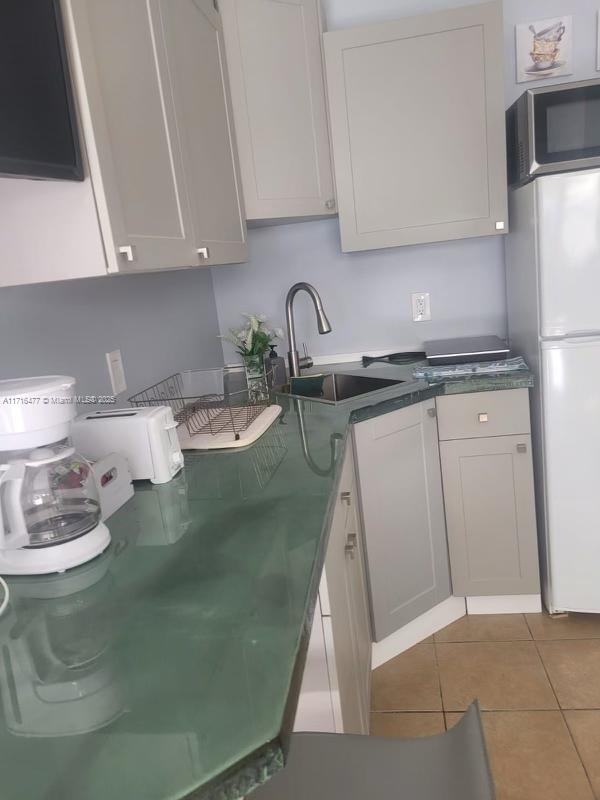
(106, 349, 127, 395)
(411, 292, 431, 322)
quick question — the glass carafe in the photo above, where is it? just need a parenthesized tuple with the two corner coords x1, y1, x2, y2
(1, 441, 101, 548)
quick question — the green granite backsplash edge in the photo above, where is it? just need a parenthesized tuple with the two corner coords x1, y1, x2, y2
(438, 372, 534, 394)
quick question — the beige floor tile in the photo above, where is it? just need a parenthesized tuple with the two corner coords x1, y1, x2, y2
(564, 711, 600, 797)
(446, 711, 594, 800)
(370, 712, 445, 738)
(371, 644, 442, 711)
(538, 640, 600, 709)
(435, 614, 531, 642)
(437, 641, 557, 711)
(527, 612, 600, 640)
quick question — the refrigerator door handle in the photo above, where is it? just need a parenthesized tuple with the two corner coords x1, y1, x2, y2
(542, 333, 600, 346)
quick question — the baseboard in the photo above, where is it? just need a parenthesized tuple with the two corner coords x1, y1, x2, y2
(372, 596, 466, 669)
(466, 594, 542, 614)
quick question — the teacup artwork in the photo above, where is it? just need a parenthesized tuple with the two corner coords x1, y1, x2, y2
(516, 16, 573, 83)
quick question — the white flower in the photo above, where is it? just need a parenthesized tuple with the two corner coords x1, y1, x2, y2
(257, 314, 267, 323)
(274, 328, 284, 340)
(242, 313, 260, 332)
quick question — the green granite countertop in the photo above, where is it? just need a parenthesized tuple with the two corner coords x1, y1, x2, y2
(0, 362, 532, 800)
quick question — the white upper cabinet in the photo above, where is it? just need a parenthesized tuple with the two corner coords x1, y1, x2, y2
(220, 0, 336, 221)
(62, 0, 246, 274)
(64, 0, 197, 273)
(323, 1, 508, 252)
(158, 0, 247, 266)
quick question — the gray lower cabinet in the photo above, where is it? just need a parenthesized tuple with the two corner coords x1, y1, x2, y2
(437, 390, 540, 597)
(296, 439, 371, 734)
(324, 440, 371, 734)
(353, 399, 451, 642)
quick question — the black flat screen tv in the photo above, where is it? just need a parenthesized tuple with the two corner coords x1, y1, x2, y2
(0, 0, 83, 180)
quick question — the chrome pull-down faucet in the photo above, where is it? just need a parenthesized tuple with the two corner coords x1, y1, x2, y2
(285, 282, 332, 378)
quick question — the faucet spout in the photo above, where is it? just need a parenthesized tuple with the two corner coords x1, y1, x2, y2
(285, 283, 332, 378)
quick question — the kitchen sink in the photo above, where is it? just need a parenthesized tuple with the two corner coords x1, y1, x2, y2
(288, 372, 404, 404)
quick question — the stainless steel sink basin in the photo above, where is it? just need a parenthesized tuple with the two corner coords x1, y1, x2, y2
(288, 372, 404, 404)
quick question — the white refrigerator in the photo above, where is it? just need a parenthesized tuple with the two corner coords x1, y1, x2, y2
(507, 168, 600, 614)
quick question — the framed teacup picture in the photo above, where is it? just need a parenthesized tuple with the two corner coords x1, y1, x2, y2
(516, 16, 573, 83)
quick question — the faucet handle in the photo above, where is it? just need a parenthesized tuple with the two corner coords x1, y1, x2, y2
(298, 345, 313, 371)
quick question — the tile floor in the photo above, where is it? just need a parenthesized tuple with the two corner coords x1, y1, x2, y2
(370, 612, 600, 800)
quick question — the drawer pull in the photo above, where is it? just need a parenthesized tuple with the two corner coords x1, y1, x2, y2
(517, 443, 527, 453)
(118, 245, 136, 262)
(340, 491, 351, 506)
(478, 413, 489, 423)
(427, 407, 437, 418)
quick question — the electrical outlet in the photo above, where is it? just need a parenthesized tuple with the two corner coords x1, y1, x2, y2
(106, 349, 127, 395)
(411, 292, 431, 322)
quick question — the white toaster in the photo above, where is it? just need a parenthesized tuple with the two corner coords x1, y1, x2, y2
(72, 406, 184, 485)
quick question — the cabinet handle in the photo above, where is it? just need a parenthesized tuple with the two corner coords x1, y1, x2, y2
(118, 245, 136, 262)
(516, 443, 527, 453)
(325, 198, 336, 210)
(340, 491, 351, 506)
(344, 544, 356, 559)
(347, 533, 357, 546)
(427, 407, 437, 418)
(478, 413, 489, 423)
(197, 247, 210, 260)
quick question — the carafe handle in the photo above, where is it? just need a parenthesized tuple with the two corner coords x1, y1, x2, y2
(0, 463, 29, 550)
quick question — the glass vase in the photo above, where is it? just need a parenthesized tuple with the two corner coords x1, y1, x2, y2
(243, 354, 268, 401)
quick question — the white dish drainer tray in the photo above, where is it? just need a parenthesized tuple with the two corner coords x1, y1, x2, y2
(128, 366, 282, 450)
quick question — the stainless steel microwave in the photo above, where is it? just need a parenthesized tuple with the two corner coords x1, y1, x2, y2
(507, 79, 600, 188)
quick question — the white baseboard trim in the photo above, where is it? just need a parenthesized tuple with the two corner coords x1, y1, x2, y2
(466, 594, 542, 614)
(372, 596, 466, 669)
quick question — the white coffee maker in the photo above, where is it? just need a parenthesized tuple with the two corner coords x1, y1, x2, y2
(0, 376, 110, 575)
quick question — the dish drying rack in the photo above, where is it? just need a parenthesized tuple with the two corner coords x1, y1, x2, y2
(128, 366, 282, 450)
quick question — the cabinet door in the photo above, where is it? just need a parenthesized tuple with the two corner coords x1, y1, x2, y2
(440, 435, 540, 596)
(324, 443, 371, 734)
(158, 0, 247, 266)
(294, 596, 337, 733)
(353, 400, 451, 642)
(344, 476, 372, 729)
(64, 0, 197, 272)
(220, 0, 335, 220)
(323, 1, 507, 252)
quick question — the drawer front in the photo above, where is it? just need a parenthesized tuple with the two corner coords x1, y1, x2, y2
(436, 388, 530, 441)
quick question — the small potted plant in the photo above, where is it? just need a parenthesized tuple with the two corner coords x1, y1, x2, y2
(221, 314, 284, 388)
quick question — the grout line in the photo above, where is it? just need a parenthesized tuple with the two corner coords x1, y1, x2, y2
(561, 709, 596, 797)
(432, 638, 446, 726)
(523, 612, 535, 639)
(370, 711, 444, 715)
(532, 637, 596, 796)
